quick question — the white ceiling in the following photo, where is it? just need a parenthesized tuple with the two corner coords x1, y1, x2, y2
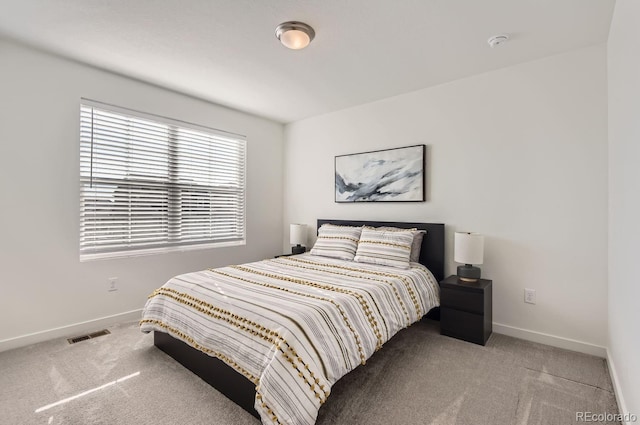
(0, 0, 615, 124)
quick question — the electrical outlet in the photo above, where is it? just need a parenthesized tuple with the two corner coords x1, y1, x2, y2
(107, 277, 118, 292)
(524, 288, 536, 304)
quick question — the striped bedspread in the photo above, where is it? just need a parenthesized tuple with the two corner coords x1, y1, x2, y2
(140, 253, 439, 425)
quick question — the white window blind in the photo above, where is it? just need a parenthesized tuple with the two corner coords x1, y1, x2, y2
(80, 100, 246, 260)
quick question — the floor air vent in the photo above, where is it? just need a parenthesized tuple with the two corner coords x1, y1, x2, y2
(67, 329, 111, 344)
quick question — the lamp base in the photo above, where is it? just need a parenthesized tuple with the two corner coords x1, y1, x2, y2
(292, 244, 306, 255)
(457, 264, 481, 282)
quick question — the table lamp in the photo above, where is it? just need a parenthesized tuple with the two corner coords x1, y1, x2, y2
(290, 224, 306, 254)
(454, 232, 484, 282)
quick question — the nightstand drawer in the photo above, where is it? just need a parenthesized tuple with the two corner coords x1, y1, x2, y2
(441, 308, 490, 345)
(440, 287, 485, 314)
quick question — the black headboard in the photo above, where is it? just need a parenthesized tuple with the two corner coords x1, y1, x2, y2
(316, 219, 445, 282)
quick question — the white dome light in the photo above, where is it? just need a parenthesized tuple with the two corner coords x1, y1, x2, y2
(275, 21, 315, 50)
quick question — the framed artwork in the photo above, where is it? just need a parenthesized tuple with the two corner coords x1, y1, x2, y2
(335, 144, 425, 202)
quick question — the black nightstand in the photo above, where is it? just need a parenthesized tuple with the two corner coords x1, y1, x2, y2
(439, 275, 492, 346)
(274, 253, 295, 258)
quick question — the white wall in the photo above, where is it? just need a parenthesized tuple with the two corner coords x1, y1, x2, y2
(607, 0, 640, 417)
(0, 38, 284, 348)
(284, 45, 609, 352)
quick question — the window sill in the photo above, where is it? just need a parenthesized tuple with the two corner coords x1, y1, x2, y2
(79, 240, 246, 262)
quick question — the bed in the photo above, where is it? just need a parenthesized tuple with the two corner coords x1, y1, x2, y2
(140, 219, 444, 424)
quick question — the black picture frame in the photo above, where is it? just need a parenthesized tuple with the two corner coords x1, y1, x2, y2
(335, 144, 425, 202)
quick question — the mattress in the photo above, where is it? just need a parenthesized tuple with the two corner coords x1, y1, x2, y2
(140, 253, 440, 425)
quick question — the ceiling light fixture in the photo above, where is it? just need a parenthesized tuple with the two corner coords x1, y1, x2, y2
(275, 21, 315, 50)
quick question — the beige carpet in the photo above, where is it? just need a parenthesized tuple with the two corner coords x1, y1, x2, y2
(0, 319, 619, 425)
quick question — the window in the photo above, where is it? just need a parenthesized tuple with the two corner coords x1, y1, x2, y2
(80, 100, 246, 260)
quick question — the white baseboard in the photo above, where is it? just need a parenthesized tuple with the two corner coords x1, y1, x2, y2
(0, 309, 142, 353)
(493, 322, 607, 357)
(606, 348, 634, 424)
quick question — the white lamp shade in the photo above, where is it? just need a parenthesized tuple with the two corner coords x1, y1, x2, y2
(454, 232, 484, 265)
(290, 224, 306, 245)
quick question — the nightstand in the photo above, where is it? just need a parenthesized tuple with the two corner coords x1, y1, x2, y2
(439, 275, 492, 345)
(274, 253, 295, 258)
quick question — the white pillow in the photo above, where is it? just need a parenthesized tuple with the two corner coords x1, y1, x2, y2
(354, 227, 414, 269)
(376, 226, 426, 263)
(310, 224, 362, 261)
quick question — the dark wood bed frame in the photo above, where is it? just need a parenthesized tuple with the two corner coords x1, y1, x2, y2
(153, 219, 445, 419)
